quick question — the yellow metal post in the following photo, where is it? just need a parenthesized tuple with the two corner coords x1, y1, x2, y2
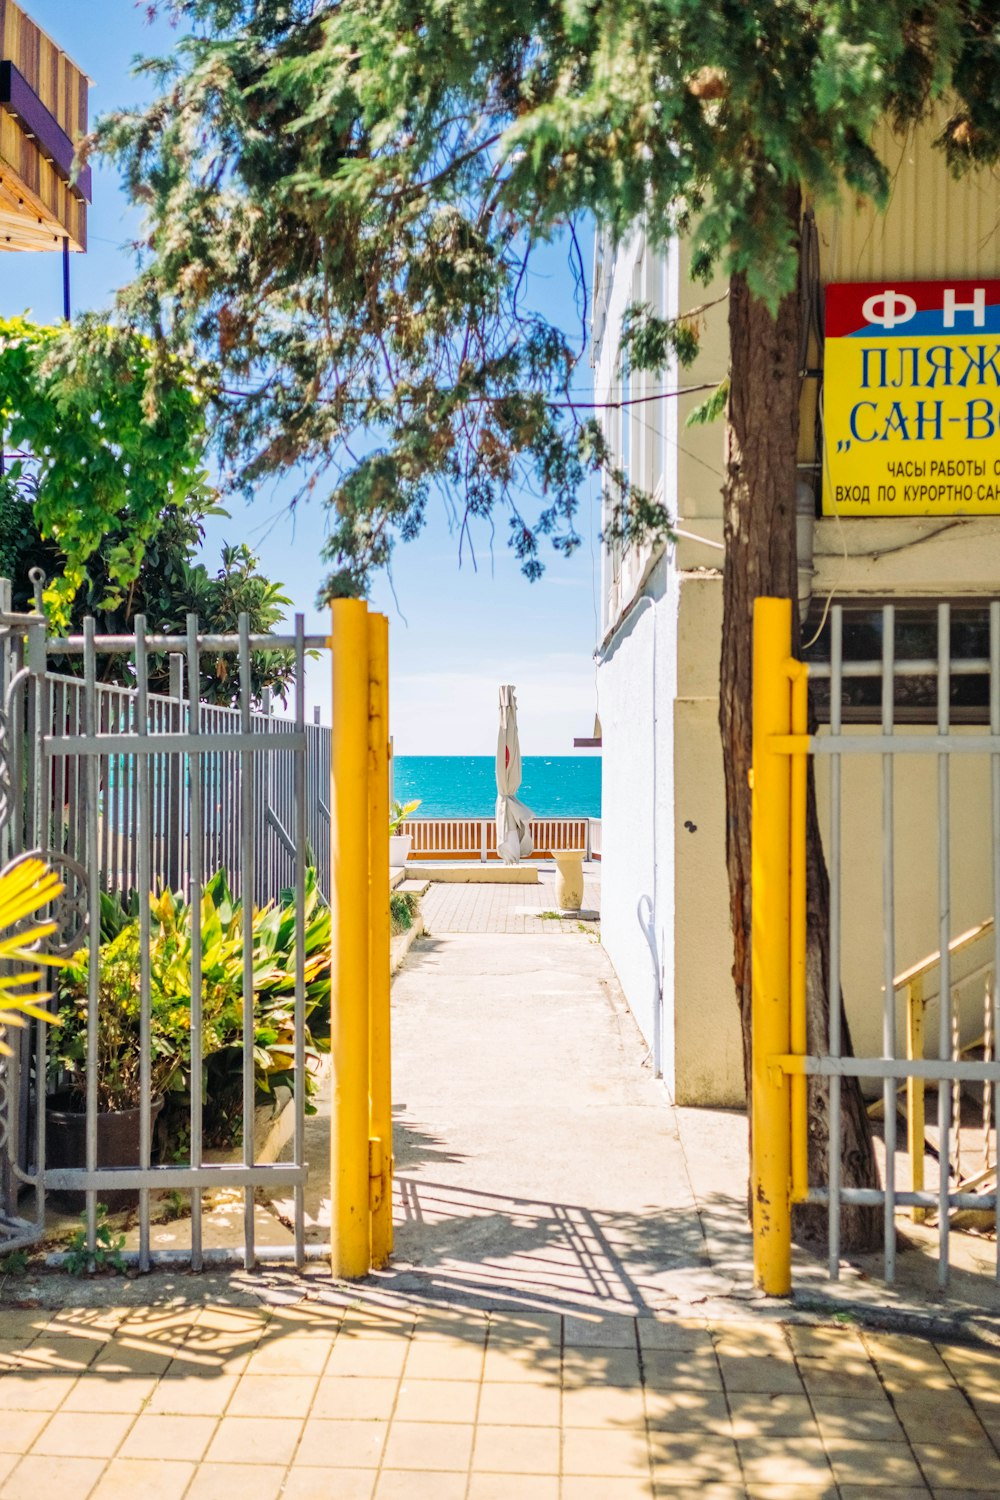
(751, 597, 793, 1295)
(330, 599, 372, 1278)
(906, 978, 927, 1222)
(789, 660, 809, 1204)
(367, 611, 393, 1266)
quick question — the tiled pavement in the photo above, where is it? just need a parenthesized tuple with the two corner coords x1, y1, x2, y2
(1, 1295, 1000, 1498)
(418, 865, 601, 935)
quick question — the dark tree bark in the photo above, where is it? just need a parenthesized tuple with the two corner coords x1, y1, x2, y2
(719, 192, 881, 1254)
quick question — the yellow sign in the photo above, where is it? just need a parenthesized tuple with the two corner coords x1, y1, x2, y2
(823, 280, 1000, 516)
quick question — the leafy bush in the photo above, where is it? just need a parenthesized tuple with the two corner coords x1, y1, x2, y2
(390, 890, 419, 936)
(52, 869, 331, 1149)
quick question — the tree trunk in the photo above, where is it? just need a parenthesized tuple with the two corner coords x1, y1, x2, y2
(719, 195, 881, 1254)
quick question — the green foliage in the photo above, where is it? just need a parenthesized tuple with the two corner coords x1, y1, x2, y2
(390, 890, 419, 936)
(63, 1207, 126, 1276)
(52, 869, 331, 1138)
(389, 799, 421, 835)
(685, 380, 731, 430)
(0, 1249, 29, 1277)
(618, 304, 701, 377)
(0, 316, 213, 630)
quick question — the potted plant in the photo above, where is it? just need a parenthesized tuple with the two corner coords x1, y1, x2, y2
(48, 868, 334, 1200)
(389, 798, 421, 867)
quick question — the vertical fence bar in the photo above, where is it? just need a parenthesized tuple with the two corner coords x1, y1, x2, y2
(938, 602, 952, 1288)
(368, 612, 392, 1268)
(881, 605, 897, 1283)
(789, 662, 808, 1205)
(292, 618, 306, 1269)
(83, 618, 99, 1254)
(907, 978, 927, 1223)
(751, 597, 793, 1296)
(828, 605, 844, 1278)
(238, 614, 256, 1269)
(992, 602, 1000, 1273)
(185, 617, 204, 1268)
(134, 618, 153, 1271)
(330, 599, 372, 1278)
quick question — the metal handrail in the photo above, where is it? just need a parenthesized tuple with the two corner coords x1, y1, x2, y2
(894, 919, 994, 990)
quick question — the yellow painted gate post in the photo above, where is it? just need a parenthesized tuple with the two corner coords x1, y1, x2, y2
(330, 599, 372, 1277)
(367, 612, 393, 1266)
(751, 597, 794, 1295)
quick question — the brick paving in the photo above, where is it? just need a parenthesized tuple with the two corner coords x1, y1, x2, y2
(0, 1296, 998, 1497)
(419, 864, 601, 935)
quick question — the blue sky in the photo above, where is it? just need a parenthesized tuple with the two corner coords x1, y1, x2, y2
(4, 1, 604, 755)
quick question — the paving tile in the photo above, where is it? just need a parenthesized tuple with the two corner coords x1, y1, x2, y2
(92, 1342, 173, 1377)
(145, 1372, 239, 1415)
(264, 1307, 343, 1339)
(649, 1433, 743, 1485)
(0, 1454, 105, 1500)
(89, 1458, 195, 1500)
(311, 1376, 399, 1421)
(472, 1423, 560, 1473)
(811, 1394, 906, 1441)
(326, 1340, 408, 1378)
(825, 1439, 926, 1488)
(293, 1418, 388, 1468)
(893, 1395, 986, 1444)
(562, 1382, 646, 1429)
(0, 1313, 53, 1341)
(476, 1380, 560, 1427)
(394, 1377, 478, 1423)
(404, 1340, 484, 1381)
(912, 1443, 1000, 1491)
(488, 1312, 562, 1344)
(375, 1473, 466, 1500)
(637, 1319, 714, 1354)
(644, 1387, 730, 1431)
(227, 1373, 319, 1418)
(16, 1337, 102, 1372)
(797, 1359, 885, 1399)
(736, 1434, 834, 1487)
(641, 1349, 723, 1391)
(0, 1373, 77, 1411)
(186, 1462, 288, 1500)
(482, 1343, 559, 1385)
(563, 1346, 641, 1389)
(468, 1477, 559, 1500)
(838, 1490, 928, 1500)
(717, 1352, 804, 1395)
(244, 1338, 332, 1377)
(563, 1425, 653, 1478)
(0, 1410, 50, 1454)
(30, 1409, 134, 1458)
(564, 1315, 637, 1349)
(745, 1486, 838, 1500)
(560, 1481, 654, 1500)
(0, 1460, 14, 1490)
(204, 1415, 303, 1466)
(60, 1373, 158, 1414)
(282, 1470, 375, 1500)
(727, 1390, 818, 1438)
(118, 1413, 217, 1462)
(380, 1419, 474, 1471)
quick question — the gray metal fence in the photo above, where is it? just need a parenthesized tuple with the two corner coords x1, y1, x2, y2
(801, 600, 1000, 1289)
(0, 596, 333, 1270)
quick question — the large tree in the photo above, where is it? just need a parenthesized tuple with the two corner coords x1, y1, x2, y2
(93, 0, 1000, 1249)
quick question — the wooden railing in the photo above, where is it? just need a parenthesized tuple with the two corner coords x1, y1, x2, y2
(401, 816, 597, 861)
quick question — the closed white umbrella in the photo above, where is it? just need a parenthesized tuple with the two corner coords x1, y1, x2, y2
(496, 684, 534, 864)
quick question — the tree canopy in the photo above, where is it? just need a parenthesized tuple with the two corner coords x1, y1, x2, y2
(93, 0, 1000, 598)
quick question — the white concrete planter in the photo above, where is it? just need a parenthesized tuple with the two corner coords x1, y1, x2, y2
(389, 833, 412, 866)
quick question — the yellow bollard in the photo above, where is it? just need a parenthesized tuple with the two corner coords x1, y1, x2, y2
(751, 597, 794, 1295)
(330, 599, 372, 1278)
(367, 612, 393, 1266)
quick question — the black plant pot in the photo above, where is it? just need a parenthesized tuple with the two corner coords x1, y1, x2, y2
(45, 1093, 164, 1214)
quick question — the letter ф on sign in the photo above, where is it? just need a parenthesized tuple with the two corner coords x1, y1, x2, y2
(824, 279, 1000, 518)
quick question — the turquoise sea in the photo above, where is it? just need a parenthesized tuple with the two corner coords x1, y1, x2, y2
(393, 755, 601, 819)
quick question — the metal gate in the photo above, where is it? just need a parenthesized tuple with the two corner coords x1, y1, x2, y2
(0, 592, 392, 1277)
(752, 595, 1000, 1295)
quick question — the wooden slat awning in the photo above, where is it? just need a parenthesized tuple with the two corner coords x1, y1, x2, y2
(0, 0, 90, 252)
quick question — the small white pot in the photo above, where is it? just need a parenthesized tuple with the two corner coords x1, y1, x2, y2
(389, 833, 412, 867)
